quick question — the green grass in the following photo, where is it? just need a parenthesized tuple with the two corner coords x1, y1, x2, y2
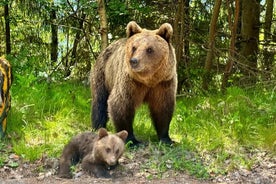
(7, 77, 91, 161)
(1, 74, 275, 179)
(132, 86, 276, 178)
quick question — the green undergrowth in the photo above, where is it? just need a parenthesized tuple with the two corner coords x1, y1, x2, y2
(132, 86, 276, 178)
(1, 75, 275, 179)
(6, 77, 91, 161)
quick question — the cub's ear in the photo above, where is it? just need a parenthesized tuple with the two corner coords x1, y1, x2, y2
(126, 21, 142, 38)
(116, 130, 128, 142)
(98, 128, 108, 139)
(156, 23, 173, 43)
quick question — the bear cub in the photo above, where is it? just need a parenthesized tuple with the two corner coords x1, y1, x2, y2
(58, 128, 128, 178)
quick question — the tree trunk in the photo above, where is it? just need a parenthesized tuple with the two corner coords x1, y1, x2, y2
(65, 13, 86, 77)
(182, 0, 190, 92)
(4, 1, 11, 54)
(238, 0, 260, 86)
(50, 7, 58, 63)
(173, 0, 190, 93)
(202, 0, 221, 91)
(263, 0, 274, 79)
(173, 0, 184, 67)
(173, 0, 184, 92)
(221, 0, 240, 92)
(97, 0, 108, 50)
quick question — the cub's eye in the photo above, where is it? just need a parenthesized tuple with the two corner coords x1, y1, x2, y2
(132, 46, 136, 53)
(115, 149, 119, 155)
(106, 148, 111, 153)
(146, 47, 153, 54)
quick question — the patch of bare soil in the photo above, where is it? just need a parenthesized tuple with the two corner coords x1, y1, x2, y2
(0, 148, 275, 184)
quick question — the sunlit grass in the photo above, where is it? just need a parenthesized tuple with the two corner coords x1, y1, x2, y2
(7, 79, 91, 160)
(128, 86, 275, 177)
(3, 75, 276, 179)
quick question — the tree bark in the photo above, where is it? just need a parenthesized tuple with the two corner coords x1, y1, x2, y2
(238, 0, 260, 85)
(97, 0, 108, 50)
(66, 13, 86, 77)
(173, 0, 190, 93)
(263, 0, 274, 79)
(173, 0, 184, 66)
(182, 0, 190, 92)
(221, 0, 240, 92)
(50, 6, 58, 63)
(4, 1, 11, 54)
(202, 0, 221, 91)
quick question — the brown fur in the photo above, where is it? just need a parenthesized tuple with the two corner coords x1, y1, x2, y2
(91, 21, 177, 145)
(58, 128, 128, 178)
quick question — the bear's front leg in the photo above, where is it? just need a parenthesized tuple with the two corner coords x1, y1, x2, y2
(108, 89, 140, 145)
(147, 81, 176, 144)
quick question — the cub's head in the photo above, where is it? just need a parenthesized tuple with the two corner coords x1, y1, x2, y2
(94, 128, 128, 166)
(125, 21, 173, 86)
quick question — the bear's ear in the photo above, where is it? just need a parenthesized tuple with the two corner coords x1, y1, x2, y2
(126, 21, 142, 38)
(116, 130, 128, 142)
(98, 128, 108, 139)
(156, 23, 173, 43)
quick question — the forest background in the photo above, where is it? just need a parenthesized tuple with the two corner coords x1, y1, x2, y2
(0, 0, 275, 180)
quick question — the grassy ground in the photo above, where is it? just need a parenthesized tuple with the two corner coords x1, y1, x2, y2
(1, 77, 275, 179)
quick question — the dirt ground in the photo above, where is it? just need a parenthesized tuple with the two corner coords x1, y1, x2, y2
(0, 147, 275, 184)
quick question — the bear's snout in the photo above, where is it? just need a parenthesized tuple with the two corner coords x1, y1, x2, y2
(130, 58, 139, 68)
(106, 157, 117, 166)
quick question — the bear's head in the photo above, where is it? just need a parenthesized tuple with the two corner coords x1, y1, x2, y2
(93, 128, 128, 166)
(125, 21, 175, 87)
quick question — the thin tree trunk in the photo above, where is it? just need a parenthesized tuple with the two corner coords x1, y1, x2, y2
(97, 0, 108, 50)
(221, 0, 240, 92)
(173, 0, 184, 92)
(50, 7, 58, 63)
(263, 0, 274, 79)
(66, 13, 86, 77)
(202, 0, 222, 91)
(4, 1, 11, 54)
(183, 0, 191, 91)
(173, 0, 191, 93)
(173, 0, 184, 67)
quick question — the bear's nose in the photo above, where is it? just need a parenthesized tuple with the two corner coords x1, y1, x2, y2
(130, 58, 138, 68)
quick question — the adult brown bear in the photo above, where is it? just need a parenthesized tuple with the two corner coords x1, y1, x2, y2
(91, 21, 177, 145)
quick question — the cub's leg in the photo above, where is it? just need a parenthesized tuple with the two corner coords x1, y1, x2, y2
(58, 142, 79, 178)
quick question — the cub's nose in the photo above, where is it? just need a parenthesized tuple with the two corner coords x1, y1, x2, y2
(107, 157, 117, 166)
(130, 58, 138, 68)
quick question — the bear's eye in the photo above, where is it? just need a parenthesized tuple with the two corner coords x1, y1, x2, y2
(115, 149, 119, 155)
(132, 46, 136, 53)
(106, 148, 111, 153)
(146, 47, 153, 54)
